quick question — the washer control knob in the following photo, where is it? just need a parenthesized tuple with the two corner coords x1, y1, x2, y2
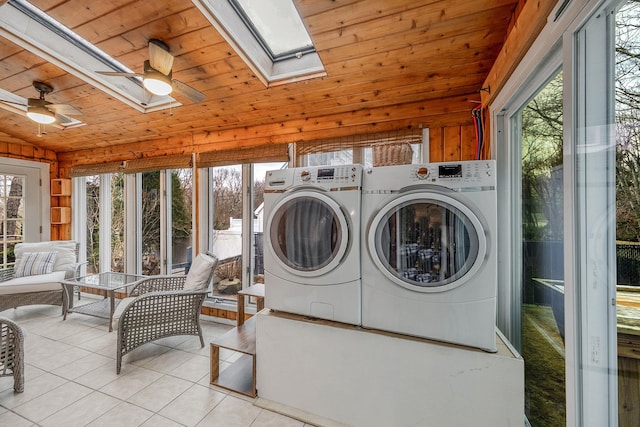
(416, 167, 430, 179)
(300, 170, 311, 181)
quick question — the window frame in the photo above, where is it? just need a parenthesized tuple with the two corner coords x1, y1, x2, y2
(228, 0, 315, 61)
(489, 0, 621, 425)
(0, 157, 48, 253)
(191, 0, 326, 86)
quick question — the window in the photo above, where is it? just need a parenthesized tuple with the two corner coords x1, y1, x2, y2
(0, 158, 48, 268)
(85, 175, 100, 274)
(0, 174, 24, 269)
(230, 0, 314, 61)
(111, 173, 125, 273)
(492, 0, 624, 424)
(615, 1, 640, 425)
(296, 130, 426, 167)
(210, 165, 244, 300)
(252, 161, 287, 287)
(518, 71, 565, 425)
(0, 0, 178, 112)
(192, 0, 326, 85)
(169, 169, 193, 274)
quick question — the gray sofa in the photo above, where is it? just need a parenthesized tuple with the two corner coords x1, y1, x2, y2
(0, 241, 80, 313)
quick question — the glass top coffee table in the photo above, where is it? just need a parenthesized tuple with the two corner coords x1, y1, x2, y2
(62, 272, 146, 332)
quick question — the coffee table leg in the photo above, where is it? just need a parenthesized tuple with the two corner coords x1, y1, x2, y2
(62, 284, 69, 320)
(109, 290, 114, 332)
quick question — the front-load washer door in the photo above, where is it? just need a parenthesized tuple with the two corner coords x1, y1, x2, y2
(267, 190, 350, 278)
(368, 192, 487, 293)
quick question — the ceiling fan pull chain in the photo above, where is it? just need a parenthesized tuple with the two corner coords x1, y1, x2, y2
(36, 122, 47, 137)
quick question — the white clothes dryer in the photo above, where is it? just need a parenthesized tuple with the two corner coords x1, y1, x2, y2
(263, 165, 362, 325)
(361, 160, 498, 351)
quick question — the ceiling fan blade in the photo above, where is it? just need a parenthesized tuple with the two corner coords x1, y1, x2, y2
(48, 104, 82, 116)
(97, 71, 142, 77)
(54, 113, 75, 125)
(149, 40, 174, 75)
(172, 79, 206, 104)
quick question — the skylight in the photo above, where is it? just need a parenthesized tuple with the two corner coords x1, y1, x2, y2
(230, 0, 314, 61)
(0, 0, 180, 113)
(192, 0, 326, 86)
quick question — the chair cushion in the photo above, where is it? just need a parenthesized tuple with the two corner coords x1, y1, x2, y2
(184, 253, 218, 291)
(111, 296, 136, 330)
(14, 251, 58, 277)
(0, 271, 66, 294)
(14, 241, 76, 272)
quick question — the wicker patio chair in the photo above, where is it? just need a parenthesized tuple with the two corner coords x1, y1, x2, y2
(0, 317, 25, 393)
(114, 252, 218, 374)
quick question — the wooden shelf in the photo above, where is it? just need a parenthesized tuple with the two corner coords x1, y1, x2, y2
(237, 283, 265, 326)
(51, 206, 71, 224)
(51, 178, 71, 196)
(210, 315, 257, 397)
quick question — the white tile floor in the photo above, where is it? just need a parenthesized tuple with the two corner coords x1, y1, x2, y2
(0, 298, 312, 427)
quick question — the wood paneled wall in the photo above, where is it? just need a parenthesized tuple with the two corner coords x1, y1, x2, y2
(429, 124, 480, 162)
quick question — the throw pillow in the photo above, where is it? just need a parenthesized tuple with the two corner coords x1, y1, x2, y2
(14, 251, 58, 277)
(184, 253, 218, 291)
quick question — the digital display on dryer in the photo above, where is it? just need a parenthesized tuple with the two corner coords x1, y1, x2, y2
(317, 168, 335, 179)
(439, 164, 462, 178)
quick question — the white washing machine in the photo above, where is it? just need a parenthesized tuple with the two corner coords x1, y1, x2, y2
(263, 165, 362, 325)
(361, 160, 498, 351)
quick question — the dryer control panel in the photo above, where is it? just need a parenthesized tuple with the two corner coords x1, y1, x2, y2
(409, 161, 495, 188)
(295, 165, 362, 186)
(265, 164, 363, 190)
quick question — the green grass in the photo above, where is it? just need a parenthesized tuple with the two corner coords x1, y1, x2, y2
(523, 304, 566, 426)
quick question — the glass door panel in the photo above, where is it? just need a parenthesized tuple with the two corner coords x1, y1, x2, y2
(85, 175, 100, 274)
(519, 71, 565, 426)
(615, 1, 640, 425)
(170, 169, 192, 274)
(211, 165, 243, 300)
(0, 174, 24, 269)
(141, 171, 161, 275)
(111, 172, 125, 273)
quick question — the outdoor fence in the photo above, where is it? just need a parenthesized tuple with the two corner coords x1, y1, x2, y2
(617, 242, 640, 286)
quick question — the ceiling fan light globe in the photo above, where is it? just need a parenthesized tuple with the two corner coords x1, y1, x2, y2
(26, 106, 55, 124)
(143, 70, 173, 96)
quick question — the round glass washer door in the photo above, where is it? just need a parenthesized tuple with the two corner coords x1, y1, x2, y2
(368, 192, 487, 293)
(267, 190, 350, 278)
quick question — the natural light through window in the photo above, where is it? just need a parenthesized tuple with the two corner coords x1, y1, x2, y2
(192, 0, 326, 85)
(231, 0, 314, 60)
(0, 0, 180, 113)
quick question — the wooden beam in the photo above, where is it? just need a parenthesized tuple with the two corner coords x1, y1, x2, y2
(481, 0, 558, 106)
(58, 108, 474, 169)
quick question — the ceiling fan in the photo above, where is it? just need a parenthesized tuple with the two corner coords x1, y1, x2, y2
(0, 81, 82, 125)
(97, 39, 206, 104)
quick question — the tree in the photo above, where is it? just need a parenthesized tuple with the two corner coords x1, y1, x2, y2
(616, 0, 640, 242)
(140, 170, 192, 249)
(212, 167, 243, 230)
(6, 176, 23, 238)
(171, 169, 192, 240)
(521, 72, 564, 241)
(111, 173, 125, 272)
(85, 176, 100, 273)
(253, 178, 265, 213)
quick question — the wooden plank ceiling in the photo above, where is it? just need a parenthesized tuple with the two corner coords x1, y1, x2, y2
(0, 0, 518, 167)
